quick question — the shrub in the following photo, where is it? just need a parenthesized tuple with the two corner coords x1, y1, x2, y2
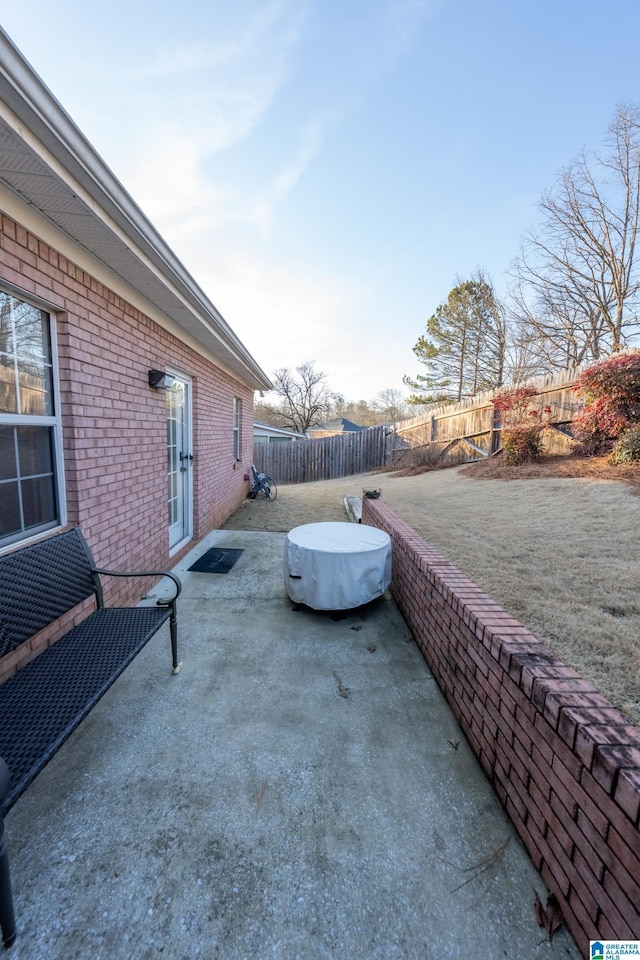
(572, 352, 640, 455)
(609, 426, 640, 465)
(493, 387, 552, 465)
(571, 398, 629, 456)
(404, 443, 445, 468)
(501, 425, 545, 465)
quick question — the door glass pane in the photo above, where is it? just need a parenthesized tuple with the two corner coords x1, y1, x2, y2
(166, 376, 190, 548)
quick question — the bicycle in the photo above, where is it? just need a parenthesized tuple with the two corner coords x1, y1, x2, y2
(248, 464, 277, 500)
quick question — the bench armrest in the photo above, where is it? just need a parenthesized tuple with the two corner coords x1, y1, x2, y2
(91, 568, 182, 605)
(91, 567, 182, 674)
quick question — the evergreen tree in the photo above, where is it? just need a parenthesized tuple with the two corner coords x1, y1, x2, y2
(403, 274, 505, 404)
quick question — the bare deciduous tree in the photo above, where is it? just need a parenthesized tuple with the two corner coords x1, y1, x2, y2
(505, 277, 602, 374)
(372, 388, 409, 422)
(265, 361, 340, 434)
(510, 102, 640, 365)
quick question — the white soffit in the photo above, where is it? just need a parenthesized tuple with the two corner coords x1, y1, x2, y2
(0, 28, 271, 392)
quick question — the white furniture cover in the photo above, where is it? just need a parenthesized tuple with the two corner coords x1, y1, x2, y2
(284, 521, 392, 610)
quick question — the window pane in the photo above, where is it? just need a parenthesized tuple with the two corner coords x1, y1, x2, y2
(21, 475, 56, 528)
(17, 425, 53, 476)
(0, 426, 59, 545)
(0, 294, 13, 355)
(0, 292, 53, 416)
(0, 481, 21, 538)
(0, 292, 59, 547)
(17, 361, 52, 416)
(13, 300, 50, 366)
(0, 426, 16, 481)
(0, 356, 17, 414)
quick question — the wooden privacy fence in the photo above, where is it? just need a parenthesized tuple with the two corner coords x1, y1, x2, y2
(253, 424, 395, 484)
(395, 367, 583, 464)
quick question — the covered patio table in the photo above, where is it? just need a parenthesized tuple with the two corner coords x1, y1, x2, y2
(284, 521, 392, 610)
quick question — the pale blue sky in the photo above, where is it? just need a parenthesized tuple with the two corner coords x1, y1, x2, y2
(1, 0, 639, 400)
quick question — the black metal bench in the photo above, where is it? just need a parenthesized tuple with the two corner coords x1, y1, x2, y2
(0, 528, 182, 948)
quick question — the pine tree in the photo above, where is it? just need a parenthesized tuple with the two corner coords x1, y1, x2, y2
(403, 275, 505, 404)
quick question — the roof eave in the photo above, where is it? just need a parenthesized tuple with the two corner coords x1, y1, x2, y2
(0, 27, 272, 393)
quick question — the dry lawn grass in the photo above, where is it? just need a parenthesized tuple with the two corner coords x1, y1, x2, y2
(459, 453, 640, 489)
(223, 456, 640, 726)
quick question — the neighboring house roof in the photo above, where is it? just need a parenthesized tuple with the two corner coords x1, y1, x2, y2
(0, 27, 272, 393)
(311, 418, 366, 433)
(253, 421, 307, 440)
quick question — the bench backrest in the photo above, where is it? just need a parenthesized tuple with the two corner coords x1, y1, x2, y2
(0, 529, 97, 659)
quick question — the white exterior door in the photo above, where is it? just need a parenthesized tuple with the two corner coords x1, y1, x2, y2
(166, 374, 192, 551)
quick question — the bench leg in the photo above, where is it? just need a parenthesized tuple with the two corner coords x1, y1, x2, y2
(0, 761, 15, 948)
(170, 611, 182, 676)
(0, 818, 15, 949)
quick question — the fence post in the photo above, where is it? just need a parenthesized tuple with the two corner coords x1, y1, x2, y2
(490, 405, 502, 456)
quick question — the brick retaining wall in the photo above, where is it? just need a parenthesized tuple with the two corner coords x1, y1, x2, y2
(362, 497, 640, 955)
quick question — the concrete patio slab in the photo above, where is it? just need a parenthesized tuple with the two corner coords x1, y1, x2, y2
(4, 530, 581, 959)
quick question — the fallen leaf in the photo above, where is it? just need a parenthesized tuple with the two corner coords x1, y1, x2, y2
(448, 837, 511, 894)
(333, 671, 350, 699)
(367, 645, 376, 653)
(256, 782, 268, 813)
(448, 739, 460, 750)
(534, 891, 563, 940)
(351, 625, 363, 632)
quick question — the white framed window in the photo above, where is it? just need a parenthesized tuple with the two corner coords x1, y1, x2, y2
(0, 290, 63, 548)
(233, 397, 242, 460)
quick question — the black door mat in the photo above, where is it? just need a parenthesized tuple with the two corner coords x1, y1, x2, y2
(188, 548, 244, 574)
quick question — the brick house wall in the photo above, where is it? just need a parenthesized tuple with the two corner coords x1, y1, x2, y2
(0, 211, 255, 676)
(362, 497, 640, 956)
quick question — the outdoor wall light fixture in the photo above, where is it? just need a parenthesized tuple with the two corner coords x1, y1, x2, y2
(148, 369, 173, 390)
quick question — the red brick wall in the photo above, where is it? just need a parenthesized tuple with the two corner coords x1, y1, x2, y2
(0, 212, 254, 673)
(362, 497, 640, 955)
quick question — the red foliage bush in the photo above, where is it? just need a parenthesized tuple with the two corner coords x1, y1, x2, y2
(492, 386, 539, 417)
(572, 352, 640, 455)
(493, 387, 552, 465)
